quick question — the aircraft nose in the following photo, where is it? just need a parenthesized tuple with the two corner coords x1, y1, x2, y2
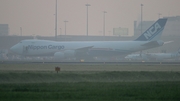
(10, 45, 20, 54)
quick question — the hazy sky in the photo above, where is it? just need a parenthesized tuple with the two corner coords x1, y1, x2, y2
(0, 0, 180, 36)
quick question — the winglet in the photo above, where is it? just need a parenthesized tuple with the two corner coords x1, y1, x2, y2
(135, 18, 168, 41)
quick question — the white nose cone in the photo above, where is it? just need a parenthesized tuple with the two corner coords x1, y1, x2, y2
(10, 44, 21, 54)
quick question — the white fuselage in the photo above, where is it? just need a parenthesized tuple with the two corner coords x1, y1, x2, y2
(147, 53, 180, 60)
(10, 40, 162, 58)
(125, 52, 180, 61)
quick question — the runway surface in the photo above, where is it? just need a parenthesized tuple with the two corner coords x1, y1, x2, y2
(0, 62, 180, 72)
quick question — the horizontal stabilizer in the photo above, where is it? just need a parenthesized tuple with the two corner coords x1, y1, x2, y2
(164, 41, 174, 44)
(141, 40, 163, 47)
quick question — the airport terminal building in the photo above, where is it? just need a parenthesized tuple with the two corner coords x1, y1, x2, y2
(0, 24, 9, 36)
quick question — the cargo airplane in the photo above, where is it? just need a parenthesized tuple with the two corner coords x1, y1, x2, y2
(146, 48, 180, 61)
(10, 18, 167, 60)
(125, 48, 180, 61)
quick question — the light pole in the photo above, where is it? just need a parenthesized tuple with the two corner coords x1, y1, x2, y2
(55, 0, 58, 40)
(85, 4, 91, 36)
(64, 20, 68, 35)
(59, 28, 62, 35)
(103, 11, 107, 36)
(158, 13, 162, 19)
(141, 4, 143, 34)
(20, 27, 22, 36)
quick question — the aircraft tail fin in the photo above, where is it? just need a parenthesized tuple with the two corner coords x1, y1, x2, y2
(173, 48, 180, 57)
(135, 18, 167, 41)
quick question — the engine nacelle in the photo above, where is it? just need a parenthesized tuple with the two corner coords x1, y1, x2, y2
(54, 50, 75, 59)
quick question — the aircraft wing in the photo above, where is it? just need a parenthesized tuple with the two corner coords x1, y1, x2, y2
(75, 46, 94, 53)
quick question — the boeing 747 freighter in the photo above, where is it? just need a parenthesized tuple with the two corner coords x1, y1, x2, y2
(10, 18, 167, 60)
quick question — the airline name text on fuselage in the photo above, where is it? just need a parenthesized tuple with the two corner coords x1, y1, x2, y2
(26, 45, 65, 50)
(144, 22, 162, 40)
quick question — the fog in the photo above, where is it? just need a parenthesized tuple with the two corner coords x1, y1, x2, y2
(1, 0, 180, 36)
(0, 0, 180, 62)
